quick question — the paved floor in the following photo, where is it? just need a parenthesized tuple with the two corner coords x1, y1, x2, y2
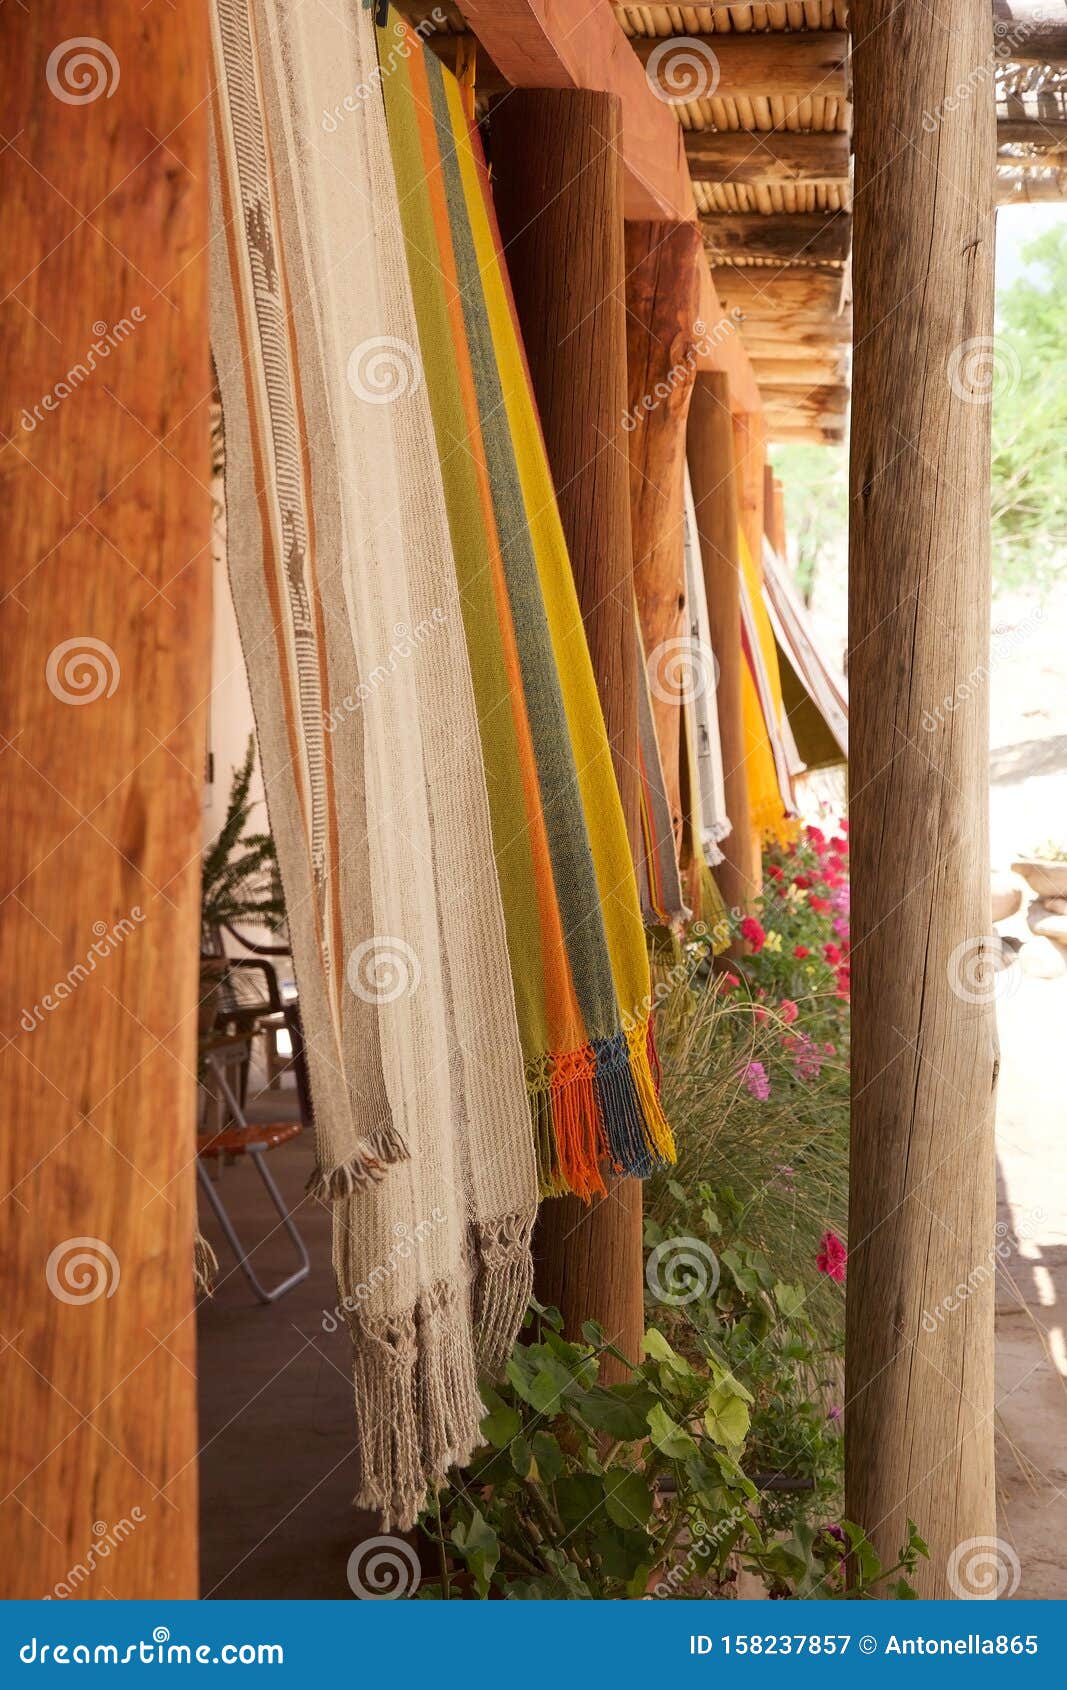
(989, 589, 1067, 1600)
(197, 1122, 375, 1599)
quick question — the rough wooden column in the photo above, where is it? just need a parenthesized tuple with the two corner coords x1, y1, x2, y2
(687, 373, 759, 919)
(490, 89, 638, 860)
(0, 5, 209, 1596)
(847, 0, 998, 1597)
(732, 408, 766, 572)
(625, 219, 704, 846)
(490, 90, 643, 1382)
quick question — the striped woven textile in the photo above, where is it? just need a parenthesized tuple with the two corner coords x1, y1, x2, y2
(379, 12, 674, 1202)
(636, 603, 688, 928)
(210, 0, 537, 1528)
(739, 529, 798, 843)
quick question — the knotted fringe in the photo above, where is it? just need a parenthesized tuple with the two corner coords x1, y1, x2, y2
(348, 1277, 485, 1531)
(526, 1017, 676, 1202)
(194, 1231, 218, 1297)
(470, 1210, 535, 1377)
(306, 1120, 407, 1201)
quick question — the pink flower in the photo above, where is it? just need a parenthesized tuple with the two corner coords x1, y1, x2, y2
(791, 1032, 822, 1081)
(827, 1405, 842, 1423)
(817, 1231, 847, 1283)
(824, 942, 842, 966)
(780, 999, 799, 1025)
(832, 917, 850, 940)
(754, 1005, 768, 1024)
(721, 971, 741, 990)
(742, 1060, 771, 1101)
(740, 915, 766, 953)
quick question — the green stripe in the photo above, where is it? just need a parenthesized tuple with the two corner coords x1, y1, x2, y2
(423, 51, 619, 1044)
(379, 31, 550, 1063)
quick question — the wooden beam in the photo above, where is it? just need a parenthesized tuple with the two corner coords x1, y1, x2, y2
(766, 420, 847, 445)
(686, 127, 851, 188)
(993, 1, 1067, 61)
(848, 0, 997, 1595)
(1, 0, 208, 1597)
(761, 383, 851, 414)
(626, 220, 704, 847)
(997, 173, 1067, 202)
(702, 212, 852, 265)
(490, 88, 645, 1384)
(457, 2, 762, 414)
(687, 373, 760, 915)
(714, 265, 849, 321)
(998, 115, 1067, 143)
(633, 30, 850, 104)
(743, 328, 852, 359)
(753, 353, 850, 386)
(457, 1, 692, 219)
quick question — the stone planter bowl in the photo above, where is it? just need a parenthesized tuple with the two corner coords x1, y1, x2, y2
(1012, 858, 1067, 900)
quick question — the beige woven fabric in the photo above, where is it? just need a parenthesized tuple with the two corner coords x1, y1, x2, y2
(210, 0, 536, 1528)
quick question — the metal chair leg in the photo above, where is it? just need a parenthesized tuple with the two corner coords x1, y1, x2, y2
(198, 1059, 311, 1305)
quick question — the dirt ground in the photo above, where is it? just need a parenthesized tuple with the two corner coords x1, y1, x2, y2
(989, 583, 1067, 1600)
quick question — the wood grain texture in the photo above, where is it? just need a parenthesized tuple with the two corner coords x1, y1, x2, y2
(0, 0, 209, 1597)
(625, 220, 704, 848)
(994, 0, 1067, 60)
(490, 90, 639, 861)
(847, 0, 998, 1596)
(731, 408, 766, 583)
(686, 128, 851, 188)
(702, 212, 851, 266)
(631, 30, 850, 103)
(532, 1178, 644, 1387)
(687, 373, 759, 916)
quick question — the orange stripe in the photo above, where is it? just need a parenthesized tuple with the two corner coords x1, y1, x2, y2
(210, 66, 323, 959)
(407, 44, 586, 1059)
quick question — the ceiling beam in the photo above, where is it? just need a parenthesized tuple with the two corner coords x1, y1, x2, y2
(993, 2, 1067, 62)
(631, 30, 850, 105)
(766, 420, 847, 445)
(752, 353, 851, 387)
(997, 174, 1067, 202)
(451, 1, 761, 410)
(702, 211, 852, 265)
(687, 126, 851, 186)
(998, 115, 1067, 144)
(761, 383, 851, 414)
(714, 264, 850, 321)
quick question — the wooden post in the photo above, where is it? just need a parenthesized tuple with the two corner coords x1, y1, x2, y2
(687, 373, 759, 918)
(489, 89, 644, 1382)
(625, 219, 704, 847)
(848, 0, 998, 1595)
(732, 409, 766, 573)
(490, 89, 638, 860)
(0, 4, 209, 1596)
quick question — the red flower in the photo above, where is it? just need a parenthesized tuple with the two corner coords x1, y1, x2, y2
(817, 1231, 847, 1283)
(767, 863, 784, 882)
(793, 874, 810, 891)
(780, 999, 799, 1025)
(808, 826, 827, 849)
(721, 971, 740, 990)
(793, 945, 809, 960)
(809, 894, 831, 914)
(739, 915, 766, 953)
(824, 942, 842, 966)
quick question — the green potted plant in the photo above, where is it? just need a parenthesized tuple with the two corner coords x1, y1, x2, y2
(199, 735, 284, 1036)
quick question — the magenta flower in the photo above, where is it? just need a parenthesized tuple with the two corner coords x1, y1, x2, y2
(817, 1231, 847, 1283)
(742, 1060, 771, 1101)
